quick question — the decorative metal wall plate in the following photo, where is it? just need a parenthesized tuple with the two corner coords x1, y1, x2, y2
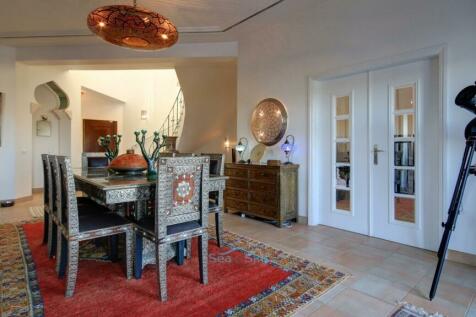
(249, 144, 266, 163)
(251, 98, 288, 146)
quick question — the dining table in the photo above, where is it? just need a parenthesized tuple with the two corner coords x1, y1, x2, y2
(73, 167, 227, 277)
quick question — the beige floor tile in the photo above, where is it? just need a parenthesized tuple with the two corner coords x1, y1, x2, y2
(440, 261, 476, 291)
(308, 304, 349, 317)
(362, 236, 402, 252)
(350, 273, 412, 304)
(411, 274, 475, 309)
(292, 300, 324, 316)
(325, 251, 381, 273)
(326, 288, 394, 317)
(395, 244, 437, 264)
(466, 298, 476, 317)
(403, 292, 468, 317)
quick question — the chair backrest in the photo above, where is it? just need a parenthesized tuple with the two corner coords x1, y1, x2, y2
(57, 156, 80, 235)
(48, 155, 60, 220)
(41, 154, 51, 208)
(50, 155, 65, 225)
(81, 152, 109, 169)
(155, 156, 209, 239)
(201, 153, 225, 176)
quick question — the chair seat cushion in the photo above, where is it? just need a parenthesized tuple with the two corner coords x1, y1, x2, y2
(77, 197, 97, 206)
(78, 212, 130, 233)
(77, 199, 110, 216)
(136, 217, 201, 236)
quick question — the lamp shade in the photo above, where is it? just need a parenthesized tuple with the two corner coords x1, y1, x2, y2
(87, 5, 178, 50)
(235, 143, 246, 153)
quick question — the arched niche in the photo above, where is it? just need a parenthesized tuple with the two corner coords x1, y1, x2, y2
(31, 81, 71, 189)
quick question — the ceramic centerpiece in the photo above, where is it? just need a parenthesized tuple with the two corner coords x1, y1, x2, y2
(108, 149, 147, 175)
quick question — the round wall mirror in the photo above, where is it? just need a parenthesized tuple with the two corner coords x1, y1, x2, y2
(251, 98, 288, 146)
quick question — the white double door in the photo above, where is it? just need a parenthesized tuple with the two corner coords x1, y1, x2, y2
(314, 58, 440, 250)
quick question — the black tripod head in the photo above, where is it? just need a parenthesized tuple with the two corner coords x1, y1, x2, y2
(456, 82, 476, 114)
(455, 82, 476, 140)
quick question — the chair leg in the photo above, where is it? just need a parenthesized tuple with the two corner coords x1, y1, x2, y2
(134, 231, 143, 279)
(58, 235, 68, 278)
(55, 225, 62, 274)
(186, 238, 192, 259)
(175, 240, 185, 265)
(109, 235, 118, 262)
(198, 232, 208, 285)
(215, 212, 223, 248)
(43, 212, 49, 245)
(65, 240, 79, 297)
(157, 243, 168, 301)
(48, 220, 57, 258)
(124, 230, 133, 280)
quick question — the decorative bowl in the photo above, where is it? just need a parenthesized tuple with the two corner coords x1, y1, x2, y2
(109, 149, 147, 175)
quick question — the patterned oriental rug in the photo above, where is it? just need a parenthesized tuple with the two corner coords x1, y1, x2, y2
(0, 222, 347, 317)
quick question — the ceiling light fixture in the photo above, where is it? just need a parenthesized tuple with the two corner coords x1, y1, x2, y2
(87, 0, 178, 50)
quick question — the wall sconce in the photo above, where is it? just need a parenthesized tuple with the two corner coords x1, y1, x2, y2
(235, 137, 248, 163)
(140, 110, 148, 120)
(281, 135, 295, 164)
(224, 138, 230, 150)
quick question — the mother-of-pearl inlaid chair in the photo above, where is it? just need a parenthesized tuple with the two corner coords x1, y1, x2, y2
(134, 155, 210, 301)
(56, 156, 133, 297)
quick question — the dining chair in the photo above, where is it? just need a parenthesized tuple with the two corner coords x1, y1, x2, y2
(184, 153, 225, 259)
(134, 155, 210, 301)
(56, 156, 133, 297)
(201, 153, 225, 247)
(41, 154, 53, 247)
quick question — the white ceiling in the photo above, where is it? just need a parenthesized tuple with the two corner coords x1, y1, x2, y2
(0, 0, 280, 37)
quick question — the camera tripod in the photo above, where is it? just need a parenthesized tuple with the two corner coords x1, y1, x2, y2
(429, 83, 476, 300)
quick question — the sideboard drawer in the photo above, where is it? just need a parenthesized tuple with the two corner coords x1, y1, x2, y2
(249, 191, 278, 206)
(226, 178, 248, 190)
(249, 181, 276, 193)
(249, 169, 278, 183)
(249, 203, 277, 218)
(225, 198, 248, 211)
(225, 168, 248, 178)
(225, 188, 248, 201)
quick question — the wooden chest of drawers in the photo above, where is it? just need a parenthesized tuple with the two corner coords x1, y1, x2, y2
(224, 163, 299, 227)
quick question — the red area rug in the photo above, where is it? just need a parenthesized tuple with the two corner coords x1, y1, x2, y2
(1, 222, 346, 316)
(24, 222, 291, 317)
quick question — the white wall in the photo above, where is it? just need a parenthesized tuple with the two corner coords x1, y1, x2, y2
(0, 46, 16, 200)
(81, 88, 125, 138)
(175, 61, 237, 162)
(14, 66, 180, 194)
(233, 0, 476, 254)
(73, 69, 180, 152)
(31, 111, 59, 189)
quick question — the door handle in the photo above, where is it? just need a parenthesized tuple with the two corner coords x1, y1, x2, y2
(373, 144, 384, 165)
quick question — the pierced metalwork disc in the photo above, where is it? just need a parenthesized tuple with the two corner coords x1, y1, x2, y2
(251, 98, 288, 146)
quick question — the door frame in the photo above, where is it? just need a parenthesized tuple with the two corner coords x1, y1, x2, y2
(308, 45, 447, 243)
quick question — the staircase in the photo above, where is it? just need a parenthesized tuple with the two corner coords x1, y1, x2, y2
(132, 89, 185, 153)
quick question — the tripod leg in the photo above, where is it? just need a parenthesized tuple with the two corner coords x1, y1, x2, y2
(429, 140, 475, 300)
(429, 228, 452, 300)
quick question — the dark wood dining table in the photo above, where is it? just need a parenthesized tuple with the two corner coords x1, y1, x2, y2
(73, 168, 227, 274)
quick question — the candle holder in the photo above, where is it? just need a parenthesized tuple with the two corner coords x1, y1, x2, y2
(97, 134, 122, 161)
(134, 130, 167, 179)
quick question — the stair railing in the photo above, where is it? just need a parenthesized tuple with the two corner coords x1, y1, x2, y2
(130, 88, 185, 152)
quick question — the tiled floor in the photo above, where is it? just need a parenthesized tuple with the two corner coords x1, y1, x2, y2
(1, 194, 475, 317)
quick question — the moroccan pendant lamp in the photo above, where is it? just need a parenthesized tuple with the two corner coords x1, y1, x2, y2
(87, 0, 178, 50)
